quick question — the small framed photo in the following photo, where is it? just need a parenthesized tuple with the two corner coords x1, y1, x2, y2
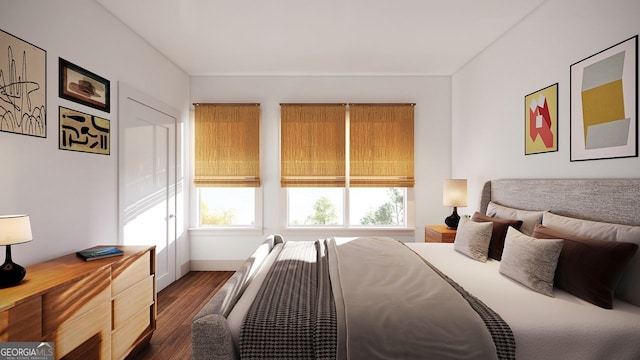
(525, 83, 558, 155)
(59, 106, 110, 155)
(570, 35, 637, 161)
(59, 58, 110, 113)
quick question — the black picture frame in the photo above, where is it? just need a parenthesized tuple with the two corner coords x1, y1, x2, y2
(524, 83, 559, 155)
(58, 106, 110, 155)
(59, 58, 110, 113)
(569, 35, 638, 161)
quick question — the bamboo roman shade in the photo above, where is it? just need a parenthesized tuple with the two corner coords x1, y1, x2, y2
(194, 103, 260, 187)
(349, 103, 415, 187)
(280, 104, 346, 187)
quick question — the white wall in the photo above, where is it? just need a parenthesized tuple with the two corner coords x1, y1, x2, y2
(190, 76, 452, 266)
(452, 0, 640, 213)
(11, 0, 631, 272)
(0, 0, 190, 270)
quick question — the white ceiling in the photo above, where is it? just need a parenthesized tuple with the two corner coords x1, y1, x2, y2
(96, 0, 545, 76)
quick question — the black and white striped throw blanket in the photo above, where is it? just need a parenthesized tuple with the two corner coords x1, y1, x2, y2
(240, 239, 515, 360)
(239, 240, 337, 360)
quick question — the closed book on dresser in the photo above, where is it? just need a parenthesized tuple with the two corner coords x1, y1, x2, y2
(0, 246, 156, 360)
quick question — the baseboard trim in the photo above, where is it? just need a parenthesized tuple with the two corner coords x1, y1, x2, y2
(190, 260, 243, 271)
(179, 260, 191, 277)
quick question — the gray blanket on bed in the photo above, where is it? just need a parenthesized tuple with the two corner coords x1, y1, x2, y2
(240, 238, 515, 360)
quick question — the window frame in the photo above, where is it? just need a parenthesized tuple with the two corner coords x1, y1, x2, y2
(280, 104, 415, 236)
(189, 105, 263, 235)
(280, 186, 415, 236)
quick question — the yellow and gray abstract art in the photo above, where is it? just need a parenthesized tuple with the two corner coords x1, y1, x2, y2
(580, 51, 629, 150)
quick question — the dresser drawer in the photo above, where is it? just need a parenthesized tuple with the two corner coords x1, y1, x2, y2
(2, 297, 43, 341)
(111, 307, 151, 360)
(112, 251, 151, 295)
(0, 311, 6, 341)
(43, 268, 111, 335)
(112, 275, 154, 329)
(55, 301, 111, 359)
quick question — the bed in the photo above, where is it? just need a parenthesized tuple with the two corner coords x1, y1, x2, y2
(192, 179, 640, 360)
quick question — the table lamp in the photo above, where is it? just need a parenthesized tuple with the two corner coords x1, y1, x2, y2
(0, 214, 33, 288)
(443, 179, 467, 230)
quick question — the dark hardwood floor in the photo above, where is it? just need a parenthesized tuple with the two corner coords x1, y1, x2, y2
(133, 271, 234, 360)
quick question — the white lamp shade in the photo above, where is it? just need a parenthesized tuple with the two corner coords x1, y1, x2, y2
(0, 214, 33, 245)
(443, 179, 468, 207)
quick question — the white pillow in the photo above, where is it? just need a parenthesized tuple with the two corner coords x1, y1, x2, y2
(499, 227, 563, 297)
(453, 217, 493, 262)
(486, 201, 543, 236)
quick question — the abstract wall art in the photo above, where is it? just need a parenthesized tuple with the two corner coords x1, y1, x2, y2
(59, 58, 110, 113)
(570, 35, 637, 161)
(0, 29, 47, 138)
(59, 106, 110, 155)
(525, 83, 558, 155)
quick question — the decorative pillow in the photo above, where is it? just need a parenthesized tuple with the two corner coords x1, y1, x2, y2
(532, 224, 638, 309)
(615, 226, 640, 306)
(542, 212, 617, 241)
(486, 201, 544, 236)
(471, 212, 523, 261)
(453, 217, 493, 262)
(499, 227, 563, 297)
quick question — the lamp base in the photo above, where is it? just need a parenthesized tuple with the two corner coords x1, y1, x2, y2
(0, 261, 26, 288)
(444, 207, 461, 230)
(0, 245, 26, 288)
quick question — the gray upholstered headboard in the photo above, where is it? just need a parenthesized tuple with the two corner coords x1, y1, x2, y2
(480, 179, 640, 227)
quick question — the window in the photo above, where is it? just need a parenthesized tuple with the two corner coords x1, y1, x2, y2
(281, 103, 414, 229)
(349, 104, 414, 188)
(194, 103, 260, 227)
(287, 188, 344, 226)
(350, 187, 406, 226)
(199, 187, 256, 226)
(286, 187, 407, 227)
(280, 104, 346, 187)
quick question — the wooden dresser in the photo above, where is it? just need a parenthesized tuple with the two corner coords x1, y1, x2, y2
(0, 246, 156, 360)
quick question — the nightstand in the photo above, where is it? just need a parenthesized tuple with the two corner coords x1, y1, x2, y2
(425, 225, 457, 243)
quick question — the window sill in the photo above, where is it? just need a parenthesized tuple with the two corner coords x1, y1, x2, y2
(280, 227, 415, 237)
(188, 226, 416, 238)
(189, 227, 263, 236)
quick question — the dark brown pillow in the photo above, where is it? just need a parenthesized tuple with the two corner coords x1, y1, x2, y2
(471, 212, 523, 260)
(532, 224, 638, 309)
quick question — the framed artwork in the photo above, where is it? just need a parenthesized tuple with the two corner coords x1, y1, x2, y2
(0, 29, 46, 137)
(525, 83, 558, 155)
(59, 58, 110, 113)
(570, 35, 638, 161)
(59, 106, 110, 155)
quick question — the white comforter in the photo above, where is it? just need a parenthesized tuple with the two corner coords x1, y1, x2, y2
(407, 243, 640, 360)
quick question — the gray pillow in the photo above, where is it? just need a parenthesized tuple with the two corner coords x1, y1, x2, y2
(499, 227, 563, 297)
(486, 201, 543, 236)
(542, 211, 617, 241)
(453, 217, 493, 262)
